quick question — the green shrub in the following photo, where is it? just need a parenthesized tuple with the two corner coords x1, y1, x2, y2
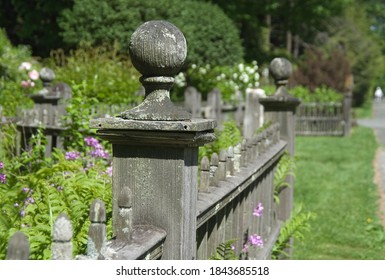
(0, 29, 37, 115)
(46, 45, 142, 104)
(199, 121, 242, 162)
(289, 86, 343, 103)
(0, 130, 112, 259)
(175, 61, 260, 102)
(290, 47, 351, 95)
(58, 0, 244, 68)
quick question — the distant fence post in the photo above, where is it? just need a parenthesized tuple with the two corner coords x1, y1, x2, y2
(88, 199, 107, 259)
(17, 67, 71, 155)
(52, 213, 73, 260)
(6, 231, 29, 260)
(259, 58, 300, 222)
(90, 21, 216, 259)
(243, 88, 266, 140)
(343, 92, 352, 137)
(184, 86, 202, 118)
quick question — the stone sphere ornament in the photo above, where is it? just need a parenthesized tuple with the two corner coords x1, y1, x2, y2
(129, 20, 187, 77)
(120, 20, 191, 121)
(269, 57, 292, 86)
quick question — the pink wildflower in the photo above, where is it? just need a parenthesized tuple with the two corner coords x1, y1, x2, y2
(248, 234, 263, 247)
(28, 70, 39, 81)
(21, 80, 30, 88)
(253, 202, 264, 217)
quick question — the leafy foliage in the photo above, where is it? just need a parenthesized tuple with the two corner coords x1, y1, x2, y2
(290, 47, 351, 94)
(61, 81, 98, 150)
(175, 62, 260, 102)
(0, 29, 35, 115)
(58, 0, 243, 68)
(274, 153, 296, 204)
(209, 239, 238, 260)
(271, 204, 315, 259)
(47, 45, 142, 104)
(199, 121, 242, 162)
(0, 129, 112, 259)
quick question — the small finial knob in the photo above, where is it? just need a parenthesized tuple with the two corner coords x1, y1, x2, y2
(269, 58, 292, 86)
(35, 67, 55, 96)
(120, 20, 191, 121)
(39, 67, 55, 85)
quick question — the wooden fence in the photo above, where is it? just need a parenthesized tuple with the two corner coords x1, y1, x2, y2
(3, 22, 298, 260)
(6, 123, 285, 260)
(295, 93, 352, 136)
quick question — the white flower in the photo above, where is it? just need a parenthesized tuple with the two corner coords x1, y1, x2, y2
(28, 69, 39, 80)
(191, 64, 197, 69)
(19, 62, 31, 71)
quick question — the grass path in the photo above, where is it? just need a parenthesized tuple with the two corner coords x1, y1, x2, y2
(293, 126, 385, 259)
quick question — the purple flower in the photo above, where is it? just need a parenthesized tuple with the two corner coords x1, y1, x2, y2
(242, 244, 249, 253)
(56, 186, 63, 191)
(14, 203, 19, 207)
(253, 202, 264, 217)
(19, 210, 25, 217)
(106, 166, 112, 177)
(84, 137, 99, 148)
(25, 197, 35, 204)
(91, 147, 109, 158)
(22, 187, 30, 193)
(65, 151, 80, 160)
(0, 162, 3, 169)
(0, 173, 6, 184)
(249, 234, 263, 247)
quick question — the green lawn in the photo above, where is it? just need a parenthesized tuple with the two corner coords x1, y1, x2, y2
(293, 126, 385, 259)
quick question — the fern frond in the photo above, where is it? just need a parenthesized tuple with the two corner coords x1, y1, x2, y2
(209, 239, 238, 260)
(271, 204, 316, 259)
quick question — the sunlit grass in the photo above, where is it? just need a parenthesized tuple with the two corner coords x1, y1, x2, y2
(293, 126, 385, 259)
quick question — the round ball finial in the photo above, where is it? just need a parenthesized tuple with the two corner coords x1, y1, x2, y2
(129, 20, 187, 77)
(269, 57, 292, 84)
(39, 67, 55, 83)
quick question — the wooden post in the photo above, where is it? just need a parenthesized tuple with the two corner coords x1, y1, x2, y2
(260, 58, 300, 223)
(343, 92, 352, 137)
(88, 199, 107, 259)
(184, 86, 202, 118)
(6, 231, 29, 260)
(243, 88, 261, 140)
(200, 156, 210, 193)
(210, 153, 219, 186)
(90, 21, 215, 260)
(52, 213, 73, 260)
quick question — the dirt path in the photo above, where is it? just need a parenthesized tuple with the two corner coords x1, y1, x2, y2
(358, 101, 385, 226)
(374, 148, 385, 226)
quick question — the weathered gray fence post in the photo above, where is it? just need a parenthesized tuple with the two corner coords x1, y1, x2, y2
(88, 199, 107, 259)
(343, 92, 352, 137)
(207, 88, 222, 128)
(260, 58, 300, 222)
(52, 213, 73, 260)
(90, 21, 216, 259)
(6, 231, 29, 260)
(184, 86, 202, 118)
(243, 88, 264, 140)
(18, 67, 71, 155)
